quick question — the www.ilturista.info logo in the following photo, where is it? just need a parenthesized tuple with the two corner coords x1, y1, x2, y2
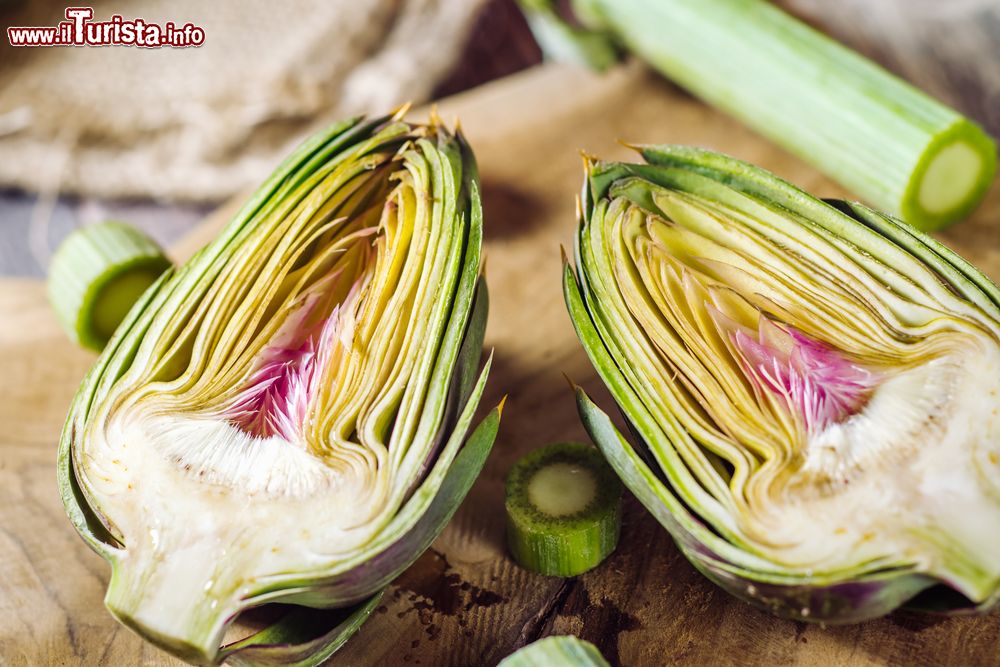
(7, 7, 205, 48)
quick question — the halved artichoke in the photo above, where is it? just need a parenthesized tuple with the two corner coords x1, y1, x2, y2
(58, 113, 501, 665)
(565, 145, 1000, 623)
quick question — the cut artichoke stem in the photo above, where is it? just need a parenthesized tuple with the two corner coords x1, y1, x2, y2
(567, 145, 1000, 621)
(528, 462, 598, 517)
(59, 115, 499, 664)
(90, 269, 167, 340)
(556, 0, 998, 231)
(915, 140, 983, 216)
(47, 221, 172, 351)
(505, 443, 622, 577)
(104, 540, 237, 663)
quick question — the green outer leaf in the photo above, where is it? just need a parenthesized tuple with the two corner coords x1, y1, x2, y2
(832, 200, 1000, 313)
(219, 591, 384, 667)
(456, 279, 489, 411)
(498, 636, 609, 667)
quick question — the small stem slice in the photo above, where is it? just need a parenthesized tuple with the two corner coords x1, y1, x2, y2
(48, 222, 171, 351)
(506, 442, 622, 576)
(498, 636, 610, 667)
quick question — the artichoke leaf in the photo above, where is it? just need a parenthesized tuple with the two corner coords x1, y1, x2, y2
(220, 591, 383, 667)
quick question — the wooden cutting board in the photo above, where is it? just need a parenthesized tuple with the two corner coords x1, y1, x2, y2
(3, 62, 1000, 667)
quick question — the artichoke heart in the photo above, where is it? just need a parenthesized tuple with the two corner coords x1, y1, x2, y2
(566, 145, 1000, 622)
(58, 114, 500, 665)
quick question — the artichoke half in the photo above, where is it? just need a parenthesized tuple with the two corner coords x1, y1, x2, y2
(565, 145, 1000, 623)
(58, 114, 500, 665)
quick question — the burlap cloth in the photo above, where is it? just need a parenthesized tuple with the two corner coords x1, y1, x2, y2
(0, 0, 487, 202)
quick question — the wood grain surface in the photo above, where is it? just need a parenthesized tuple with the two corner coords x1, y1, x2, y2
(3, 61, 1000, 667)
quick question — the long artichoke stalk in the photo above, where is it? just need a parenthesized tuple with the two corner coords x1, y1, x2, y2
(565, 145, 1000, 622)
(58, 113, 501, 665)
(519, 0, 998, 232)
